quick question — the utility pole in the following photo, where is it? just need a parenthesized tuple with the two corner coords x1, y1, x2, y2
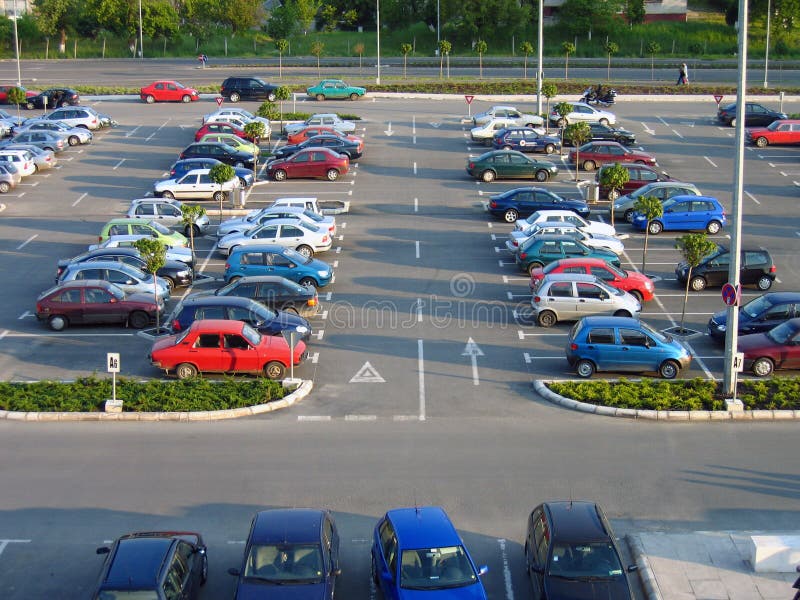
(536, 0, 543, 116)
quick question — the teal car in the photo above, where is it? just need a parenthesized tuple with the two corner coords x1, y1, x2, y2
(306, 79, 366, 101)
(515, 234, 620, 275)
(466, 150, 559, 183)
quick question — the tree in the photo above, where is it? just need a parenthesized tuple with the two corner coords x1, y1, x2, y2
(295, 0, 322, 34)
(400, 43, 412, 79)
(209, 163, 235, 222)
(561, 41, 575, 80)
(633, 195, 663, 276)
(180, 204, 206, 266)
(625, 0, 646, 25)
(541, 82, 557, 134)
(132, 237, 166, 331)
(564, 122, 590, 180)
(6, 87, 26, 121)
(244, 121, 267, 179)
(603, 41, 619, 81)
(553, 101, 574, 154)
(353, 42, 365, 72)
(598, 162, 630, 227)
(557, 0, 624, 36)
(310, 40, 324, 78)
(520, 41, 534, 79)
(266, 3, 297, 40)
(320, 4, 338, 31)
(475, 40, 488, 79)
(33, 0, 76, 53)
(272, 86, 292, 132)
(645, 41, 661, 80)
(675, 233, 718, 333)
(438, 40, 452, 79)
(276, 39, 289, 78)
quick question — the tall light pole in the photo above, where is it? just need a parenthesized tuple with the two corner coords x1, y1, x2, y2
(437, 0, 440, 45)
(763, 0, 771, 88)
(138, 0, 144, 59)
(13, 0, 21, 86)
(376, 0, 381, 84)
(536, 0, 543, 115)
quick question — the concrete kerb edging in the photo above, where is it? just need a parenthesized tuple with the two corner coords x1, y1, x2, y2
(626, 534, 663, 600)
(0, 380, 313, 422)
(533, 380, 800, 421)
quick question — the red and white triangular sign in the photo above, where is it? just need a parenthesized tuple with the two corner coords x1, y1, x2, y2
(713, 94, 723, 105)
(465, 95, 475, 105)
(216, 96, 224, 107)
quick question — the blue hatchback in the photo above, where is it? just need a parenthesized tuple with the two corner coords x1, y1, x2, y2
(631, 195, 726, 235)
(371, 506, 488, 600)
(492, 127, 561, 155)
(225, 244, 335, 288)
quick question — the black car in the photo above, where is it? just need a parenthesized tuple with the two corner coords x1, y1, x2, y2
(179, 142, 256, 169)
(220, 76, 279, 103)
(564, 122, 636, 146)
(525, 501, 636, 600)
(203, 275, 320, 318)
(56, 248, 194, 288)
(168, 294, 312, 339)
(168, 158, 254, 188)
(717, 102, 787, 127)
(708, 292, 800, 342)
(487, 187, 591, 223)
(273, 134, 363, 160)
(93, 531, 207, 600)
(26, 87, 80, 110)
(676, 246, 776, 291)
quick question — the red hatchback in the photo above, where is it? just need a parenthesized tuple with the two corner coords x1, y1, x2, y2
(746, 119, 800, 148)
(0, 84, 38, 104)
(529, 257, 655, 302)
(267, 148, 349, 181)
(194, 121, 252, 142)
(287, 125, 363, 147)
(140, 80, 200, 104)
(568, 141, 657, 172)
(149, 319, 306, 380)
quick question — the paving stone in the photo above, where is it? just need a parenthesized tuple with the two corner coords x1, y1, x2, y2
(689, 579, 728, 599)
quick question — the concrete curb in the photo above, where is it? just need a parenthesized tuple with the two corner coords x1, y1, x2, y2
(626, 533, 663, 600)
(533, 380, 800, 421)
(0, 379, 313, 422)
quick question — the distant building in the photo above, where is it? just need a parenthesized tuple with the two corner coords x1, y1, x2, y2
(544, 0, 688, 23)
(2, 0, 33, 17)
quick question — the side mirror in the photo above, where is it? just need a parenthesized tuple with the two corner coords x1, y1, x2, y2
(331, 568, 342, 576)
(195, 546, 207, 555)
(478, 565, 489, 577)
(228, 567, 241, 577)
(627, 564, 638, 573)
(96, 546, 110, 555)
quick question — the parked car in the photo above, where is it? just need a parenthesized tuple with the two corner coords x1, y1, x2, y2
(285, 113, 356, 136)
(567, 315, 692, 378)
(43, 106, 102, 130)
(140, 80, 199, 103)
(229, 509, 340, 599)
(530, 257, 655, 303)
(372, 506, 488, 600)
(98, 218, 188, 247)
(507, 221, 624, 255)
(1, 143, 56, 171)
(0, 161, 22, 185)
(203, 107, 271, 135)
(91, 235, 194, 266)
(287, 125, 363, 146)
(220, 76, 279, 102)
(224, 245, 335, 288)
(0, 84, 38, 105)
(597, 163, 674, 201)
(57, 260, 170, 301)
(613, 181, 701, 222)
(488, 187, 590, 223)
(470, 118, 537, 144)
(26, 87, 80, 109)
(525, 501, 637, 600)
(57, 247, 194, 289)
(168, 158, 254, 189)
(92, 531, 207, 600)
(201, 275, 320, 318)
(492, 127, 561, 154)
(738, 318, 800, 377)
(149, 319, 306, 379)
(466, 149, 559, 183)
(217, 218, 332, 258)
(473, 105, 544, 128)
(11, 118, 92, 145)
(4, 130, 65, 153)
(516, 234, 621, 274)
(549, 102, 616, 126)
(272, 134, 363, 160)
(717, 102, 787, 127)
(197, 132, 259, 155)
(563, 122, 636, 146)
(514, 209, 614, 237)
(0, 149, 35, 176)
(36, 279, 163, 331)
(531, 273, 640, 327)
(217, 205, 335, 238)
(267, 147, 350, 182)
(632, 195, 726, 235)
(179, 142, 256, 169)
(708, 292, 800, 342)
(307, 78, 366, 100)
(193, 121, 250, 142)
(676, 247, 776, 291)
(0, 164, 17, 192)
(201, 113, 251, 131)
(746, 119, 800, 147)
(569, 142, 657, 172)
(127, 198, 211, 236)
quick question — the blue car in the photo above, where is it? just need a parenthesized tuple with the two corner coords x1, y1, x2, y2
(225, 244, 335, 288)
(492, 126, 561, 154)
(566, 316, 692, 378)
(169, 157, 255, 188)
(488, 187, 591, 223)
(371, 506, 488, 600)
(229, 509, 340, 600)
(631, 195, 726, 235)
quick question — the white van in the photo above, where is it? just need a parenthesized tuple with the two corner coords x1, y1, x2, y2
(0, 149, 36, 177)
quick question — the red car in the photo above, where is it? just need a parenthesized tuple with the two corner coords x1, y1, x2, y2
(746, 119, 800, 148)
(140, 80, 200, 104)
(287, 125, 363, 147)
(149, 319, 306, 380)
(568, 141, 657, 172)
(36, 279, 162, 331)
(529, 257, 655, 303)
(194, 121, 252, 142)
(267, 147, 349, 182)
(0, 84, 38, 105)
(596, 163, 673, 200)
(739, 318, 800, 377)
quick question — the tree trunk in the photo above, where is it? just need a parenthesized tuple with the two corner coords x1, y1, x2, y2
(279, 53, 283, 78)
(524, 55, 528, 79)
(59, 29, 67, 54)
(642, 224, 650, 274)
(574, 149, 579, 182)
(565, 54, 569, 79)
(680, 267, 692, 333)
(153, 279, 160, 331)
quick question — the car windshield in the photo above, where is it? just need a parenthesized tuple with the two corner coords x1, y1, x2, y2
(639, 320, 670, 344)
(148, 221, 171, 235)
(283, 248, 313, 265)
(766, 321, 796, 344)
(547, 542, 624, 579)
(107, 284, 126, 299)
(243, 543, 324, 583)
(606, 263, 627, 278)
(302, 209, 323, 222)
(399, 546, 477, 590)
(241, 323, 261, 345)
(252, 304, 277, 322)
(96, 591, 159, 599)
(741, 295, 773, 318)
(766, 121, 781, 131)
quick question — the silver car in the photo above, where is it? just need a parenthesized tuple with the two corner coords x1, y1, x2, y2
(548, 102, 616, 127)
(44, 106, 103, 130)
(506, 221, 624, 255)
(473, 105, 544, 128)
(0, 164, 16, 193)
(2, 144, 57, 171)
(217, 218, 333, 258)
(284, 113, 356, 135)
(217, 205, 336, 238)
(5, 130, 66, 153)
(153, 168, 240, 201)
(89, 235, 194, 266)
(14, 118, 93, 145)
(613, 182, 702, 223)
(0, 159, 24, 186)
(127, 198, 211, 237)
(531, 273, 640, 327)
(57, 260, 170, 301)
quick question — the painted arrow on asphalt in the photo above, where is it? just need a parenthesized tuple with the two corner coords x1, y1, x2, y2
(462, 337, 484, 386)
(384, 122, 394, 136)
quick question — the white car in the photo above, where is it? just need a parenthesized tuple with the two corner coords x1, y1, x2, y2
(203, 108, 271, 137)
(154, 168, 240, 201)
(217, 218, 333, 258)
(513, 209, 617, 237)
(549, 102, 616, 127)
(89, 235, 194, 265)
(470, 118, 544, 144)
(218, 205, 336, 238)
(473, 105, 544, 128)
(284, 113, 356, 135)
(0, 149, 36, 177)
(506, 221, 624, 254)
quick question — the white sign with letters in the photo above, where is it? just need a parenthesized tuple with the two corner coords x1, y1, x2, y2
(107, 353, 120, 373)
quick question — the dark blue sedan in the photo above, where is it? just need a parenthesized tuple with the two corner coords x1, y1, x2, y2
(168, 157, 254, 188)
(229, 509, 340, 600)
(487, 186, 591, 223)
(492, 127, 561, 154)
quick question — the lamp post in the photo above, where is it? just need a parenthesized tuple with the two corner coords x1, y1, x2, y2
(138, 0, 144, 59)
(437, 0, 440, 45)
(763, 0, 771, 88)
(13, 0, 21, 86)
(536, 0, 543, 115)
(376, 0, 381, 84)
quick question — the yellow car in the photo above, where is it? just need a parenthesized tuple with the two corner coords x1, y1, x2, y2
(197, 133, 259, 155)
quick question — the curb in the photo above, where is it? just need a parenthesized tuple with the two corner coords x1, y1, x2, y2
(626, 534, 663, 600)
(0, 379, 313, 422)
(532, 380, 800, 421)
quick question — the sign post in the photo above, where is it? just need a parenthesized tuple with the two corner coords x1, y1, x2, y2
(281, 326, 308, 387)
(105, 353, 122, 413)
(465, 95, 474, 118)
(713, 94, 724, 108)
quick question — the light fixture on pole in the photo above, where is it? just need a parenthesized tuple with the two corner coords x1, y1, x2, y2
(437, 0, 440, 45)
(763, 0, 771, 88)
(376, 0, 381, 84)
(138, 0, 144, 59)
(13, 0, 21, 86)
(536, 0, 543, 116)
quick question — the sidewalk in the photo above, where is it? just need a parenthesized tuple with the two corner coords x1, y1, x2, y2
(629, 532, 798, 599)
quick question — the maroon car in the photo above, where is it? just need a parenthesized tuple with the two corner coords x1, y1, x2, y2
(568, 141, 657, 172)
(194, 121, 252, 142)
(36, 279, 163, 331)
(739, 318, 800, 377)
(267, 147, 349, 182)
(596, 163, 674, 200)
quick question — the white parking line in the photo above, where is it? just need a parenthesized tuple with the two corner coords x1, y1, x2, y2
(16, 235, 37, 250)
(497, 538, 515, 600)
(744, 190, 760, 205)
(72, 192, 87, 206)
(418, 339, 426, 421)
(112, 158, 126, 170)
(414, 198, 418, 212)
(671, 129, 684, 139)
(704, 156, 718, 168)
(413, 162, 417, 175)
(415, 241, 420, 259)
(345, 415, 377, 421)
(297, 415, 331, 421)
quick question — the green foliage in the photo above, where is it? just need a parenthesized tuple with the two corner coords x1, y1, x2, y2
(553, 101, 574, 119)
(558, 0, 624, 36)
(244, 120, 267, 141)
(310, 40, 324, 57)
(625, 0, 646, 25)
(266, 4, 297, 39)
(561, 41, 576, 55)
(294, 0, 323, 34)
(438, 39, 452, 54)
(688, 42, 704, 55)
(632, 194, 663, 221)
(209, 162, 235, 186)
(520, 41, 534, 55)
(645, 40, 661, 55)
(6, 87, 26, 106)
(133, 238, 167, 275)
(564, 121, 590, 178)
(475, 40, 488, 54)
(675, 233, 717, 268)
(600, 162, 631, 195)
(275, 38, 289, 53)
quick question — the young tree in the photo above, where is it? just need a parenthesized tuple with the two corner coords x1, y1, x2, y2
(541, 82, 557, 134)
(132, 237, 166, 331)
(274, 86, 292, 128)
(632, 195, 663, 274)
(520, 41, 534, 79)
(400, 43, 412, 79)
(34, 0, 75, 53)
(353, 42, 365, 72)
(438, 40, 452, 79)
(209, 163, 236, 223)
(244, 121, 267, 180)
(180, 204, 206, 265)
(6, 87, 26, 121)
(553, 101, 574, 154)
(561, 41, 576, 80)
(625, 0, 646, 25)
(675, 233, 718, 333)
(645, 41, 661, 80)
(310, 40, 324, 78)
(475, 40, 488, 79)
(598, 162, 630, 227)
(275, 39, 289, 78)
(295, 0, 322, 34)
(603, 40, 619, 81)
(564, 121, 590, 180)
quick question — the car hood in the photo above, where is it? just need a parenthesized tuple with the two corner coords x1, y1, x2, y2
(270, 310, 309, 332)
(151, 334, 179, 353)
(397, 582, 487, 600)
(544, 576, 631, 600)
(234, 581, 328, 600)
(737, 332, 773, 353)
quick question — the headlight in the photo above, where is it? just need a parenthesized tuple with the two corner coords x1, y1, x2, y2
(717, 324, 726, 332)
(317, 270, 329, 277)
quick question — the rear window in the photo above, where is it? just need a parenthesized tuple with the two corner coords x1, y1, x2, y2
(586, 328, 615, 344)
(744, 251, 769, 267)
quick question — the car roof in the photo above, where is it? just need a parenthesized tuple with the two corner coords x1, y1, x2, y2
(528, 233, 584, 242)
(180, 295, 257, 308)
(55, 279, 115, 290)
(105, 218, 153, 225)
(188, 319, 248, 333)
(542, 501, 611, 543)
(85, 247, 139, 258)
(228, 244, 285, 255)
(553, 257, 606, 267)
(757, 292, 800, 302)
(130, 197, 181, 206)
(537, 221, 578, 229)
(250, 509, 325, 544)
(67, 260, 138, 271)
(103, 537, 173, 589)
(386, 507, 462, 549)
(541, 273, 597, 284)
(668, 195, 719, 203)
(576, 315, 641, 328)
(233, 275, 303, 287)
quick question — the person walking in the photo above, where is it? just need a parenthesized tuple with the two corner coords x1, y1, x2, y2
(677, 63, 689, 85)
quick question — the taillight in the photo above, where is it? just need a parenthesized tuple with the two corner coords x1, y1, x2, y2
(490, 201, 497, 208)
(770, 265, 776, 273)
(570, 343, 578, 350)
(36, 303, 42, 312)
(520, 252, 527, 259)
(308, 297, 317, 306)
(512, 240, 518, 247)
(171, 320, 181, 331)
(322, 235, 328, 243)
(468, 162, 475, 169)
(99, 236, 103, 242)
(534, 296, 541, 303)
(225, 262, 230, 270)
(328, 226, 334, 232)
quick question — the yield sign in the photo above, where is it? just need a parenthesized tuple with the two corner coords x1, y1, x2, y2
(215, 96, 224, 107)
(465, 95, 475, 105)
(713, 94, 723, 105)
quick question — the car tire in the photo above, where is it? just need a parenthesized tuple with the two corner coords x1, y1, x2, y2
(757, 275, 773, 290)
(234, 161, 245, 168)
(503, 208, 518, 223)
(576, 359, 596, 378)
(25, 101, 34, 110)
(690, 276, 707, 291)
(544, 143, 556, 154)
(371, 555, 379, 585)
(648, 221, 663, 235)
(68, 135, 79, 146)
(267, 92, 277, 102)
(729, 117, 736, 127)
(481, 170, 496, 183)
(227, 276, 241, 283)
(181, 94, 191, 103)
(48, 315, 68, 331)
(534, 169, 550, 182)
(238, 176, 249, 188)
(527, 262, 544, 275)
(607, 189, 620, 201)
(752, 357, 774, 377)
(326, 168, 340, 181)
(706, 220, 722, 234)
(350, 93, 360, 101)
(296, 245, 314, 258)
(77, 124, 89, 129)
(599, 118, 610, 126)
(213, 190, 227, 202)
(145, 95, 155, 104)
(557, 118, 567, 127)
(0, 181, 9, 193)
(755, 136, 768, 148)
(659, 359, 680, 379)
(184, 224, 201, 238)
(264, 360, 286, 380)
(629, 290, 643, 303)
(162, 190, 175, 199)
(229, 92, 241, 103)
(201, 554, 209, 585)
(175, 363, 199, 379)
(162, 277, 176, 291)
(316, 94, 325, 101)
(273, 169, 288, 181)
(299, 277, 317, 288)
(582, 160, 597, 171)
(537, 310, 557, 327)
(128, 311, 150, 329)
(624, 209, 635, 223)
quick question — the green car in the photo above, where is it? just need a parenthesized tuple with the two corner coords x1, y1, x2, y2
(466, 150, 559, 183)
(306, 79, 366, 101)
(515, 234, 621, 275)
(197, 133, 260, 155)
(98, 218, 188, 247)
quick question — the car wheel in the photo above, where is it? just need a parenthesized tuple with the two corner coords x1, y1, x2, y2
(582, 160, 596, 172)
(614, 310, 632, 318)
(557, 118, 567, 127)
(77, 124, 89, 130)
(181, 94, 191, 103)
(238, 176, 249, 188)
(527, 262, 544, 275)
(284, 307, 299, 315)
(226, 245, 239, 257)
(629, 290, 643, 303)
(299, 277, 317, 288)
(624, 209, 635, 223)
(576, 359, 595, 378)
(606, 189, 621, 202)
(537, 310, 557, 327)
(502, 145, 512, 150)
(128, 310, 150, 329)
(273, 169, 287, 181)
(690, 276, 707, 291)
(481, 170, 496, 183)
(162, 277, 176, 291)
(0, 181, 9, 193)
(503, 208, 518, 223)
(25, 101, 34, 110)
(175, 363, 199, 379)
(534, 169, 550, 182)
(145, 95, 155, 104)
(706, 220, 722, 234)
(599, 118, 610, 126)
(227, 276, 241, 283)
(326, 168, 340, 181)
(48, 315, 68, 331)
(296, 245, 314, 258)
(201, 553, 209, 585)
(184, 224, 201, 238)
(212, 190, 227, 202)
(68, 135, 79, 146)
(350, 92, 360, 101)
(264, 360, 286, 380)
(755, 136, 768, 148)
(544, 143, 556, 154)
(729, 117, 736, 127)
(234, 161, 245, 168)
(757, 275, 773, 290)
(315, 93, 326, 102)
(648, 221, 663, 235)
(267, 92, 277, 102)
(659, 359, 680, 379)
(229, 92, 241, 102)
(752, 357, 774, 377)
(162, 190, 175, 199)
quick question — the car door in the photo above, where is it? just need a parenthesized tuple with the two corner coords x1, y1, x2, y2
(560, 240, 590, 259)
(250, 224, 280, 246)
(83, 286, 124, 325)
(322, 515, 340, 597)
(188, 332, 224, 372)
(702, 252, 730, 287)
(618, 327, 662, 372)
(771, 122, 791, 144)
(584, 327, 621, 371)
(576, 281, 611, 317)
(605, 143, 628, 165)
(538, 280, 577, 320)
(279, 224, 306, 249)
(537, 241, 565, 265)
(662, 200, 691, 231)
(288, 151, 312, 177)
(133, 202, 157, 220)
(269, 252, 296, 278)
(175, 540, 201, 597)
(157, 202, 183, 228)
(782, 329, 800, 370)
(375, 519, 399, 600)
(741, 251, 768, 286)
(105, 267, 139, 295)
(528, 507, 550, 600)
(53, 287, 84, 324)
(508, 152, 533, 178)
(223, 332, 260, 373)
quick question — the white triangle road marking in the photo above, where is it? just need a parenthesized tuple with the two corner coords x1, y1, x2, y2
(349, 361, 386, 383)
